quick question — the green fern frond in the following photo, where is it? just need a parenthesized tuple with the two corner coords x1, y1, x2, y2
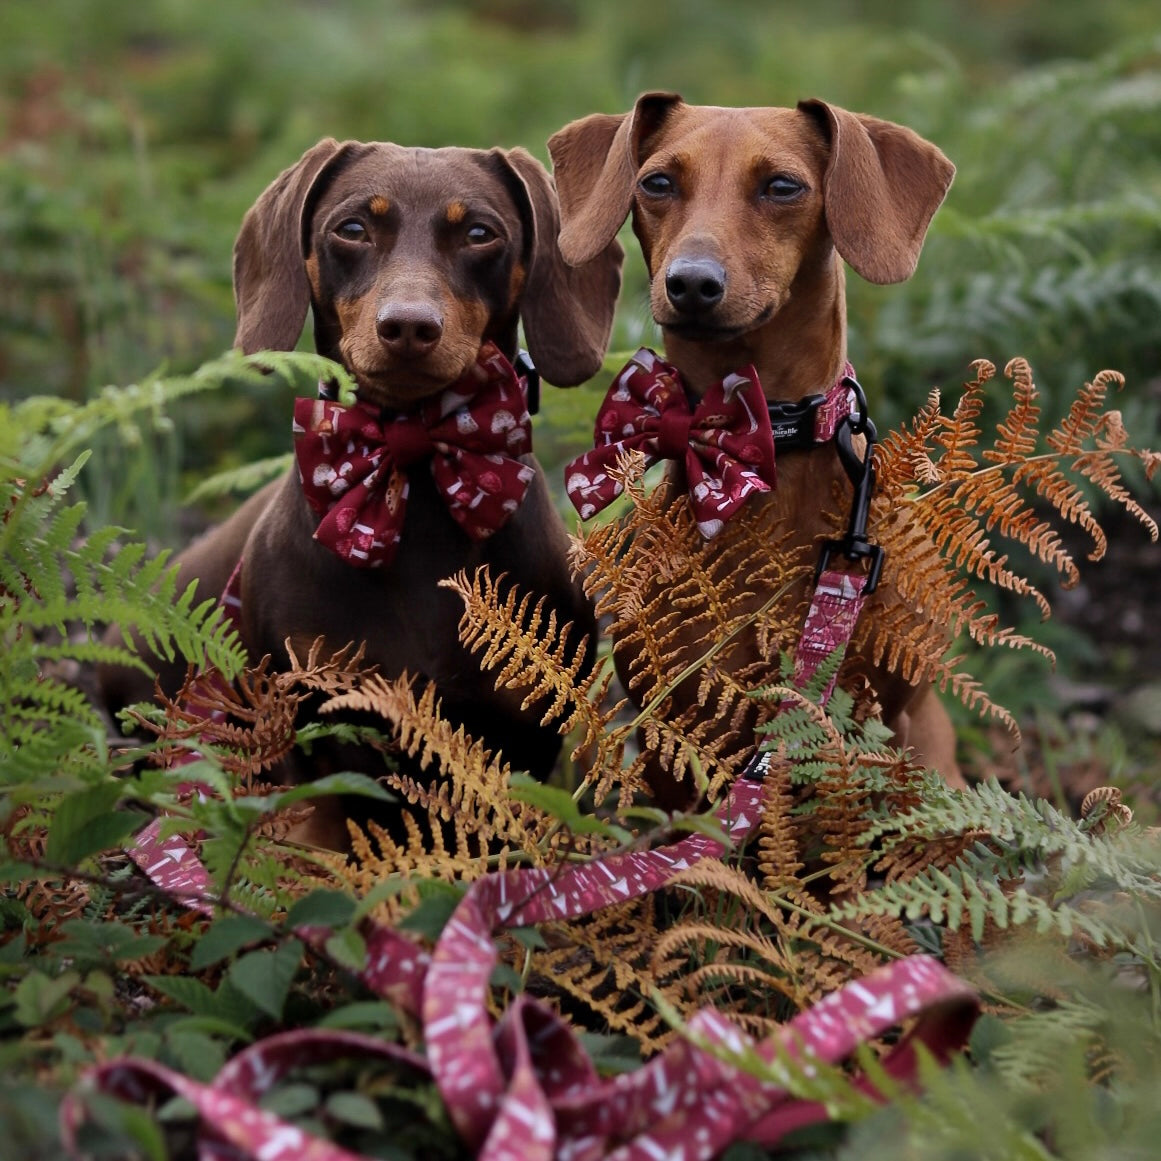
(829, 863, 1118, 946)
(864, 780, 1161, 897)
(184, 454, 293, 505)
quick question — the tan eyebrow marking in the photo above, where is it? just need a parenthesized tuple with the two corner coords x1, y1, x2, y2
(368, 195, 390, 216)
(445, 200, 467, 223)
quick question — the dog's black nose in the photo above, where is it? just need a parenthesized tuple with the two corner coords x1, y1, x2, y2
(376, 302, 444, 358)
(665, 257, 726, 314)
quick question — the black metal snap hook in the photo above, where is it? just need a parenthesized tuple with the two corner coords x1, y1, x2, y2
(515, 349, 540, 416)
(818, 383, 885, 593)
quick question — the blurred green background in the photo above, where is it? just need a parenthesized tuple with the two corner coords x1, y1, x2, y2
(3, 0, 1160, 785)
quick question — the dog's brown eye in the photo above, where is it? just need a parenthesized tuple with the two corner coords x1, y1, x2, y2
(762, 175, 805, 201)
(334, 219, 368, 242)
(639, 172, 676, 197)
(466, 223, 498, 245)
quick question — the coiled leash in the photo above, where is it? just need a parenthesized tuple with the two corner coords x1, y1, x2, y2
(66, 356, 976, 1161)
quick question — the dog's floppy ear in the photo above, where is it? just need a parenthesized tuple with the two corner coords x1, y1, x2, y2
(548, 92, 682, 268)
(798, 100, 955, 285)
(233, 138, 346, 354)
(491, 147, 624, 387)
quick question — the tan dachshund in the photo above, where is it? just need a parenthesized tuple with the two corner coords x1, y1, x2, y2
(548, 94, 964, 806)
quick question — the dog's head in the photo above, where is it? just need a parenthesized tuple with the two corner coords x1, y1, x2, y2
(233, 140, 624, 408)
(548, 95, 953, 343)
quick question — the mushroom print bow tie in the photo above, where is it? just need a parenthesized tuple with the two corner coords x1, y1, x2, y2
(565, 347, 778, 537)
(293, 343, 536, 568)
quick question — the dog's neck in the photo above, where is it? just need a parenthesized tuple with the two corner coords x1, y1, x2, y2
(661, 254, 848, 403)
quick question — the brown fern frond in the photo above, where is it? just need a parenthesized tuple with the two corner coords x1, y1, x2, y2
(874, 832, 985, 885)
(853, 913, 920, 958)
(654, 868, 901, 1012)
(1046, 367, 1120, 457)
(983, 357, 1040, 466)
(322, 674, 548, 857)
(921, 480, 1060, 609)
(284, 637, 377, 695)
(1017, 461, 1109, 564)
(876, 388, 948, 490)
(665, 858, 783, 923)
(135, 657, 299, 782)
(932, 360, 989, 479)
(793, 913, 897, 986)
(637, 711, 737, 798)
(756, 760, 806, 895)
(441, 567, 608, 737)
(653, 923, 807, 1006)
(1071, 441, 1159, 545)
(534, 899, 683, 1053)
(864, 357, 1157, 725)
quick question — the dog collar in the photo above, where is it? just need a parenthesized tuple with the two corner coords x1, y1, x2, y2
(765, 364, 859, 450)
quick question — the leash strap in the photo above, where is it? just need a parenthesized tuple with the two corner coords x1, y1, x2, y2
(73, 770, 977, 1160)
(81, 391, 959, 1158)
(99, 706, 974, 1161)
(794, 567, 870, 699)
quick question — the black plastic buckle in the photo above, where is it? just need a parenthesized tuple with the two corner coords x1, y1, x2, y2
(815, 374, 885, 594)
(515, 349, 540, 416)
(767, 393, 825, 450)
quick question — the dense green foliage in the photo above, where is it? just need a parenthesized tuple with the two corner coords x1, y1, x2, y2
(4, 1, 1160, 518)
(3, 2, 1161, 1158)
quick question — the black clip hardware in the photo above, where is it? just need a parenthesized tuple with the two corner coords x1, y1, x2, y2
(514, 349, 540, 416)
(815, 374, 885, 594)
(767, 393, 826, 450)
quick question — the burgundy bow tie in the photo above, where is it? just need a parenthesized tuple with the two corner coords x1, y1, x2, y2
(565, 348, 779, 538)
(293, 343, 535, 568)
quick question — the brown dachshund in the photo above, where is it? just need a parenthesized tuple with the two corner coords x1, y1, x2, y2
(548, 94, 964, 806)
(99, 139, 623, 842)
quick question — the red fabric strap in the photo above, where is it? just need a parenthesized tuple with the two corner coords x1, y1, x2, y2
(794, 566, 870, 701)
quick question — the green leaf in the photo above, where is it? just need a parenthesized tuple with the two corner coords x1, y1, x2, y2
(285, 889, 358, 931)
(315, 1002, 399, 1034)
(45, 781, 141, 863)
(260, 1083, 319, 1118)
(666, 810, 732, 848)
(228, 942, 302, 1020)
(53, 919, 167, 967)
(507, 774, 631, 842)
(165, 1028, 227, 1082)
(577, 1031, 643, 1076)
(144, 974, 261, 1033)
(396, 883, 465, 941)
(163, 1014, 256, 1044)
(488, 961, 524, 994)
(508, 926, 548, 951)
(13, 969, 80, 1026)
(188, 914, 272, 971)
(144, 974, 218, 1016)
(325, 1091, 385, 1131)
(85, 1093, 168, 1161)
(324, 927, 368, 973)
(270, 772, 392, 807)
